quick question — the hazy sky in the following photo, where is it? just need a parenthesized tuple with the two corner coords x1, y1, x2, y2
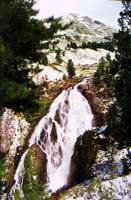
(35, 0, 122, 27)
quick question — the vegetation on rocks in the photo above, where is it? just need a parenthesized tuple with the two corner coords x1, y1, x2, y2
(0, 153, 6, 195)
(22, 145, 49, 200)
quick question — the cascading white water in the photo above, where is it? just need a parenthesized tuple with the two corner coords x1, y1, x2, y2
(10, 151, 28, 199)
(10, 80, 94, 196)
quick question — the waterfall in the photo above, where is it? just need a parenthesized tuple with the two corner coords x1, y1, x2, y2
(10, 151, 28, 199)
(9, 80, 94, 196)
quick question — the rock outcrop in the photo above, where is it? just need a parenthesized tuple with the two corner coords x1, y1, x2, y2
(0, 108, 30, 156)
(68, 131, 97, 186)
(78, 80, 107, 127)
(0, 108, 30, 189)
(59, 174, 131, 200)
(53, 13, 116, 49)
(22, 144, 48, 200)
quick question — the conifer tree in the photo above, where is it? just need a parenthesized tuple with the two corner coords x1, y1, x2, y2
(67, 59, 75, 78)
(108, 0, 131, 146)
(0, 0, 65, 113)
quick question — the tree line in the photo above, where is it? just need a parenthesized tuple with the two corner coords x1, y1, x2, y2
(94, 0, 131, 147)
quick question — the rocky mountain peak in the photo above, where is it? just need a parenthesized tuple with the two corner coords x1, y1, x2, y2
(54, 13, 117, 49)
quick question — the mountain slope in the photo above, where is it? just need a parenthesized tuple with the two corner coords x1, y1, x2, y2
(54, 13, 116, 49)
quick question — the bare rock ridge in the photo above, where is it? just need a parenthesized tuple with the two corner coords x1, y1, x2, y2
(53, 13, 116, 49)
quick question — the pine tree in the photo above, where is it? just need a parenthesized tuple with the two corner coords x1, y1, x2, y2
(0, 0, 65, 114)
(67, 59, 75, 78)
(56, 48, 62, 63)
(111, 0, 131, 146)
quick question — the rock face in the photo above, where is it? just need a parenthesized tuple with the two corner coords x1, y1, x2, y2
(78, 80, 107, 127)
(0, 108, 30, 189)
(68, 131, 97, 186)
(22, 144, 47, 200)
(0, 108, 30, 156)
(52, 13, 116, 49)
(59, 174, 131, 200)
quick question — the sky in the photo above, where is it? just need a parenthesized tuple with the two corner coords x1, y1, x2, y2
(35, 0, 122, 28)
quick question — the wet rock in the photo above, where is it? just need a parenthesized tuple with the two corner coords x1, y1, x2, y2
(79, 81, 107, 127)
(50, 122, 58, 143)
(54, 109, 61, 125)
(68, 131, 97, 185)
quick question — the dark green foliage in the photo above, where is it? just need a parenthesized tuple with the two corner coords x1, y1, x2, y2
(55, 48, 62, 63)
(67, 59, 75, 77)
(40, 54, 48, 65)
(112, 0, 131, 146)
(0, 0, 43, 113)
(82, 41, 88, 49)
(94, 0, 131, 146)
(0, 0, 45, 59)
(82, 41, 114, 51)
(94, 56, 115, 94)
(67, 40, 114, 51)
(44, 16, 71, 40)
(0, 1, 64, 115)
(67, 42, 78, 49)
